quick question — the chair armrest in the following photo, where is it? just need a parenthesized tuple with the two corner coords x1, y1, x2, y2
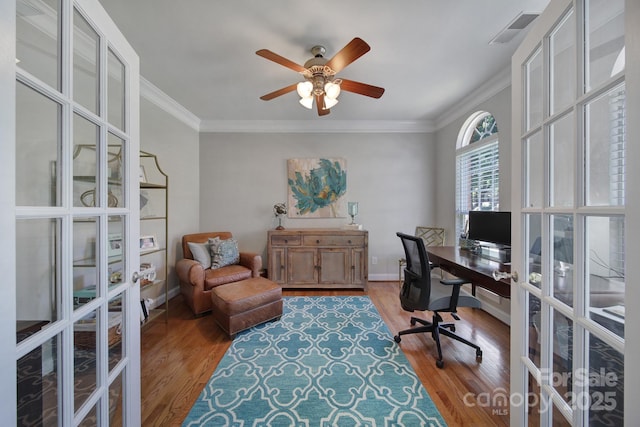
(176, 259, 205, 287)
(440, 277, 480, 311)
(238, 252, 262, 277)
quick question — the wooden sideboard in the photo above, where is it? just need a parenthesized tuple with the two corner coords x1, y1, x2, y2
(267, 229, 368, 290)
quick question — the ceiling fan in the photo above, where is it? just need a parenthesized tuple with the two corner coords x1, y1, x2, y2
(256, 37, 385, 116)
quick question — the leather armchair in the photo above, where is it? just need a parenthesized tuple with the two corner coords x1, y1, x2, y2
(176, 232, 262, 316)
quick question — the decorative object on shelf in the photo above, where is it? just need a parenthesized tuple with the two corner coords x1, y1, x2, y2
(273, 203, 287, 230)
(344, 201, 363, 230)
(80, 189, 119, 207)
(287, 158, 347, 218)
(140, 298, 153, 323)
(108, 233, 123, 257)
(140, 191, 149, 210)
(348, 202, 359, 224)
(140, 262, 157, 285)
(109, 270, 122, 284)
(140, 235, 157, 251)
(139, 165, 147, 183)
(75, 312, 122, 349)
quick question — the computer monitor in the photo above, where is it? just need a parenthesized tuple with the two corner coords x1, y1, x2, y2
(467, 211, 511, 247)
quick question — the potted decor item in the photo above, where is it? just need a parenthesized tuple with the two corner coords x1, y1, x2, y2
(273, 203, 287, 230)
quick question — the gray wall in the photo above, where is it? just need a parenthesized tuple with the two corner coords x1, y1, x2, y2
(140, 97, 200, 302)
(197, 132, 437, 279)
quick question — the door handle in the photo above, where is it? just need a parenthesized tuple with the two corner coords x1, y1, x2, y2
(132, 271, 141, 283)
(493, 270, 518, 282)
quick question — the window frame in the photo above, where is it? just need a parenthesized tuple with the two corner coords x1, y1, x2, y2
(455, 112, 500, 240)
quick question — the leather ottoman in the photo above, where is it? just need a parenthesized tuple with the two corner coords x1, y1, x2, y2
(210, 277, 282, 339)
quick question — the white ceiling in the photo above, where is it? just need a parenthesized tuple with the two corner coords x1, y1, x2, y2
(98, 0, 550, 131)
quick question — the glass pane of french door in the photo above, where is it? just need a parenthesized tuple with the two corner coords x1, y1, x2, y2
(16, 0, 61, 90)
(15, 0, 140, 425)
(73, 7, 99, 115)
(513, 0, 626, 425)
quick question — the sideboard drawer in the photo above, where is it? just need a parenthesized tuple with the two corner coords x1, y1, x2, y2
(270, 234, 301, 246)
(303, 235, 365, 247)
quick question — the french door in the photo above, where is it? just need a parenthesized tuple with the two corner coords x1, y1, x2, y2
(511, 0, 639, 425)
(3, 0, 141, 425)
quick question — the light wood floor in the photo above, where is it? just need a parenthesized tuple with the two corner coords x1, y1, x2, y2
(140, 282, 510, 426)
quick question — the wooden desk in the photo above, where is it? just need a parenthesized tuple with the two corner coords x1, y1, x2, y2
(427, 246, 511, 298)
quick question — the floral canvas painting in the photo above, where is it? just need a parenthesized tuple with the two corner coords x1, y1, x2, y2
(287, 158, 347, 218)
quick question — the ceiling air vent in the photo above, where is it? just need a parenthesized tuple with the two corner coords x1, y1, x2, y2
(489, 12, 539, 45)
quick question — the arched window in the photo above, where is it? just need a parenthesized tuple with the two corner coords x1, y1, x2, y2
(455, 112, 500, 240)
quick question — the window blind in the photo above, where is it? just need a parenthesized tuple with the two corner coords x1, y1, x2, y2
(609, 88, 625, 206)
(608, 88, 625, 277)
(455, 140, 500, 239)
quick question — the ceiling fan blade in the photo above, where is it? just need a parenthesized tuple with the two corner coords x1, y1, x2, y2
(316, 94, 330, 116)
(256, 49, 307, 73)
(259, 83, 298, 101)
(324, 37, 370, 73)
(339, 78, 385, 99)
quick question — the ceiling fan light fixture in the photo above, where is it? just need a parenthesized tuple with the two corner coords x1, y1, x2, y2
(257, 38, 384, 116)
(324, 97, 338, 109)
(296, 81, 313, 98)
(299, 96, 314, 109)
(324, 81, 340, 99)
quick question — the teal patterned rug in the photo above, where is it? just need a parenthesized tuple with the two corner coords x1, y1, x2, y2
(183, 296, 447, 426)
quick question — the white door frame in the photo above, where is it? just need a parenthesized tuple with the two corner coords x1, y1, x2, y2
(622, 0, 640, 421)
(510, 0, 640, 424)
(0, 0, 18, 421)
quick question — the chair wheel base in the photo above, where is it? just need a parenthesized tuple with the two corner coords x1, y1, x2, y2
(436, 360, 444, 369)
(394, 335, 401, 343)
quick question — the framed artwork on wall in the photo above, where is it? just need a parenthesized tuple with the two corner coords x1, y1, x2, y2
(287, 158, 347, 218)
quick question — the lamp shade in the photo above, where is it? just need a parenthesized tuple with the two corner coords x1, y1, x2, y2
(324, 97, 338, 109)
(324, 81, 341, 99)
(299, 96, 313, 109)
(297, 81, 313, 98)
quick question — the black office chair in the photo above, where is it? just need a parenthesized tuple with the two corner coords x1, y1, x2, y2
(394, 232, 483, 368)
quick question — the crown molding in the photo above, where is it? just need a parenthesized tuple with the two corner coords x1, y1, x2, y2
(199, 119, 435, 133)
(434, 66, 512, 131)
(140, 76, 201, 131)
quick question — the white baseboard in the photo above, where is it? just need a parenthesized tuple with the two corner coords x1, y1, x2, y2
(369, 273, 399, 282)
(479, 302, 511, 325)
(147, 286, 181, 310)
